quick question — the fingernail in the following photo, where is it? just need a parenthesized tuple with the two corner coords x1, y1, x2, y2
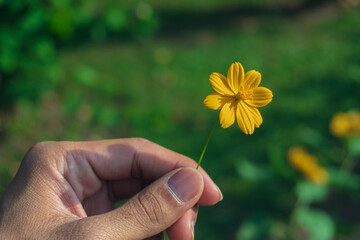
(167, 168, 203, 204)
(216, 184, 223, 201)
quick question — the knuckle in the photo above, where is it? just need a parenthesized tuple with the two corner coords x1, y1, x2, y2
(24, 142, 54, 163)
(27, 141, 53, 155)
(24, 141, 67, 167)
(135, 191, 165, 226)
(26, 141, 60, 157)
(131, 137, 151, 146)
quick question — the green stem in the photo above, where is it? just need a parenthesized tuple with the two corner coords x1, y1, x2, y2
(196, 119, 219, 169)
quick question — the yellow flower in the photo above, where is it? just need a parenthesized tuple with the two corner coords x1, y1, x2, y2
(330, 111, 360, 138)
(288, 146, 328, 185)
(204, 62, 273, 134)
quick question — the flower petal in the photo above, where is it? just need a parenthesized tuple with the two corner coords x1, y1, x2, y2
(245, 87, 273, 108)
(204, 92, 233, 110)
(219, 100, 236, 128)
(243, 70, 261, 89)
(209, 72, 234, 96)
(236, 101, 262, 135)
(227, 62, 244, 93)
(246, 105, 263, 127)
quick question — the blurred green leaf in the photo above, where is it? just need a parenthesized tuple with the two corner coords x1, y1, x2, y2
(0, 49, 18, 73)
(348, 64, 360, 83)
(33, 38, 55, 61)
(9, 0, 25, 12)
(91, 23, 107, 42)
(236, 218, 286, 240)
(96, 106, 120, 127)
(19, 8, 44, 32)
(347, 137, 360, 156)
(48, 7, 74, 39)
(236, 159, 269, 182)
(328, 167, 360, 190)
(236, 221, 259, 240)
(294, 207, 334, 240)
(72, 65, 98, 87)
(105, 7, 127, 31)
(297, 127, 325, 148)
(64, 92, 82, 114)
(267, 144, 291, 177)
(296, 181, 328, 204)
(75, 0, 97, 24)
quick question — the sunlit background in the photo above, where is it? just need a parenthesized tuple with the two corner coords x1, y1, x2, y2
(1, 0, 360, 239)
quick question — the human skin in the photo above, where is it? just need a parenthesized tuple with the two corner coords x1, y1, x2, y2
(0, 138, 222, 240)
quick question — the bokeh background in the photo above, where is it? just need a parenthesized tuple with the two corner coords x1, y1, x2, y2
(1, 0, 360, 239)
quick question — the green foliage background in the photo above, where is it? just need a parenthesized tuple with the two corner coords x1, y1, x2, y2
(1, 0, 360, 239)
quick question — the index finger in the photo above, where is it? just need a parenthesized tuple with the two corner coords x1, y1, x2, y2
(65, 138, 222, 206)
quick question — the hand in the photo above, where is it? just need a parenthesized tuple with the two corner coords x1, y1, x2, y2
(0, 138, 222, 239)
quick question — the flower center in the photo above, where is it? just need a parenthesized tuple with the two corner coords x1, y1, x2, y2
(237, 87, 253, 100)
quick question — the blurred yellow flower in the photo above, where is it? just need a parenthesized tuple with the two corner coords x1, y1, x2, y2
(287, 146, 328, 185)
(330, 111, 360, 138)
(204, 62, 273, 135)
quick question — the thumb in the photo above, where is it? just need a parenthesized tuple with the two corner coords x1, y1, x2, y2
(76, 167, 204, 240)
